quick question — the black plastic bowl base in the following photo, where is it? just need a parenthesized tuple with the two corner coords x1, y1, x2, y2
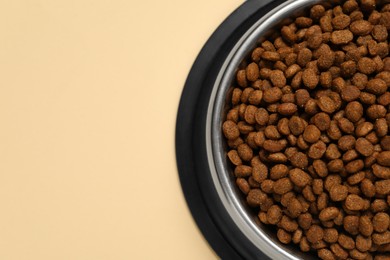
(175, 1, 284, 259)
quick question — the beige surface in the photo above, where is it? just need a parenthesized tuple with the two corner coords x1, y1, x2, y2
(0, 0, 242, 259)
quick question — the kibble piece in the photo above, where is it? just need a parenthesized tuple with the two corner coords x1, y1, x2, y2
(290, 152, 308, 169)
(246, 62, 260, 82)
(338, 233, 355, 250)
(350, 20, 373, 35)
(329, 184, 348, 201)
(317, 96, 337, 114)
(345, 101, 363, 123)
(303, 125, 321, 143)
(375, 179, 390, 195)
(312, 112, 331, 131)
(289, 168, 311, 187)
(330, 243, 348, 259)
(373, 213, 390, 233)
(356, 235, 372, 252)
(306, 225, 324, 244)
(359, 215, 374, 237)
(277, 228, 292, 244)
(355, 138, 374, 157)
(223, 120, 240, 140)
(331, 30, 354, 45)
(372, 231, 390, 245)
(358, 57, 377, 74)
(267, 205, 282, 225)
(341, 85, 360, 102)
(366, 78, 388, 95)
(279, 215, 298, 232)
(377, 151, 390, 167)
(319, 207, 339, 221)
(278, 103, 298, 116)
(263, 87, 283, 103)
(255, 108, 269, 126)
(308, 140, 326, 159)
(344, 215, 360, 235)
(227, 150, 242, 166)
(332, 14, 351, 30)
(345, 194, 365, 211)
(302, 68, 319, 89)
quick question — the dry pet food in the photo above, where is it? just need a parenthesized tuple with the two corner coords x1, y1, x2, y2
(223, 1, 390, 259)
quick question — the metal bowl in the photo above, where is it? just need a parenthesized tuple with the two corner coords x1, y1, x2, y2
(205, 0, 389, 259)
(177, 0, 390, 259)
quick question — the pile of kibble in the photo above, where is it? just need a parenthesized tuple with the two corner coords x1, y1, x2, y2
(222, 0, 390, 259)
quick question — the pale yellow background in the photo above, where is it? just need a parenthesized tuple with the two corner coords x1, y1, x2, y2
(0, 0, 243, 259)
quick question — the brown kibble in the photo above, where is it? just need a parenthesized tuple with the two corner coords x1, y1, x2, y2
(296, 17, 313, 28)
(338, 135, 356, 151)
(263, 87, 283, 103)
(345, 194, 365, 211)
(345, 159, 364, 173)
(289, 168, 311, 188)
(338, 233, 355, 250)
(338, 118, 355, 134)
(295, 89, 310, 108)
(329, 184, 348, 201)
(236, 178, 250, 194)
(262, 51, 280, 61)
(372, 231, 390, 245)
(356, 235, 372, 252)
(289, 116, 305, 136)
(332, 14, 351, 30)
(345, 101, 363, 122)
(279, 215, 298, 232)
(297, 49, 312, 69)
(366, 105, 387, 119)
(326, 144, 341, 160)
(255, 108, 269, 126)
(375, 179, 390, 195)
(319, 207, 339, 221)
(270, 70, 286, 88)
(312, 112, 331, 131)
(267, 205, 282, 225)
(356, 138, 374, 157)
(227, 150, 242, 166)
(366, 78, 388, 95)
(359, 215, 374, 237)
(341, 85, 360, 102)
(273, 178, 293, 195)
(290, 152, 309, 169)
(223, 120, 240, 140)
(324, 228, 339, 244)
(277, 228, 292, 244)
(307, 225, 324, 243)
(358, 57, 377, 74)
(287, 198, 303, 218)
(277, 103, 297, 116)
(237, 143, 253, 161)
(246, 62, 259, 82)
(344, 215, 360, 235)
(317, 96, 337, 114)
(331, 30, 353, 45)
(234, 165, 252, 178)
(330, 243, 348, 259)
(373, 212, 390, 233)
(372, 24, 388, 42)
(347, 171, 365, 185)
(350, 20, 373, 36)
(356, 122, 374, 137)
(340, 60, 356, 77)
(375, 118, 389, 137)
(302, 68, 319, 89)
(303, 125, 321, 143)
(281, 26, 297, 44)
(313, 159, 328, 177)
(311, 5, 325, 20)
(308, 140, 326, 159)
(377, 151, 390, 167)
